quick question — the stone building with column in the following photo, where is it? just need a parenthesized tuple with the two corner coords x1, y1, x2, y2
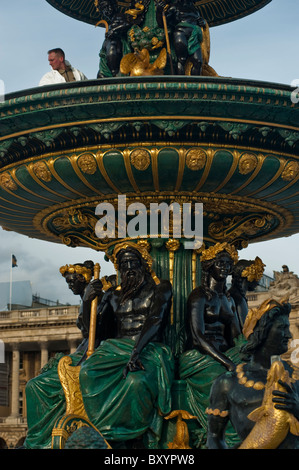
(0, 304, 82, 448)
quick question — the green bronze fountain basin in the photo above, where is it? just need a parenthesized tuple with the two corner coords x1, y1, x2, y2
(0, 76, 298, 250)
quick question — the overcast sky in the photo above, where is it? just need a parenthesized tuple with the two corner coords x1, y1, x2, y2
(0, 0, 298, 305)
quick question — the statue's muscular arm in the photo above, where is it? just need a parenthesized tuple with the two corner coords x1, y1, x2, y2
(206, 373, 233, 449)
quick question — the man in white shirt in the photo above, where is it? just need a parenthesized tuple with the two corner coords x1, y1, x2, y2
(39, 48, 87, 86)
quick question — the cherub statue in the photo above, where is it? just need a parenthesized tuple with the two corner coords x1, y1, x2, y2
(156, 0, 217, 75)
(97, 0, 131, 77)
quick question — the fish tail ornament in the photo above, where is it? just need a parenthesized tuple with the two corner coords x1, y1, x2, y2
(239, 361, 299, 449)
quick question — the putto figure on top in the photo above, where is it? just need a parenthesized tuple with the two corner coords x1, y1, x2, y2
(156, 0, 207, 75)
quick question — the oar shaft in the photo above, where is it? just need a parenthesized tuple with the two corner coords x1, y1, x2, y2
(162, 10, 174, 75)
(86, 263, 100, 359)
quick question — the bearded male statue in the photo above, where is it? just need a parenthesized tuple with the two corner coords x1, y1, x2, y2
(79, 242, 174, 448)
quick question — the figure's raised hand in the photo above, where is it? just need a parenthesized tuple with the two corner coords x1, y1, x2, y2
(272, 380, 299, 420)
(83, 279, 103, 302)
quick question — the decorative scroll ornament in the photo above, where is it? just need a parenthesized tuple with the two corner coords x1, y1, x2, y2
(208, 214, 274, 244)
(200, 242, 239, 264)
(52, 209, 90, 231)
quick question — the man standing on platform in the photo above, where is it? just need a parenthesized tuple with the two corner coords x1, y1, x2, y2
(39, 48, 87, 86)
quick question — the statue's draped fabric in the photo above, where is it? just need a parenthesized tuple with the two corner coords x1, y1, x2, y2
(24, 340, 174, 448)
(179, 335, 245, 447)
(80, 338, 174, 443)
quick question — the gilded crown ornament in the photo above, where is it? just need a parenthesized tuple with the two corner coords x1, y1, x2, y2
(200, 242, 239, 264)
(110, 241, 153, 270)
(108, 240, 160, 285)
(59, 264, 95, 283)
(241, 256, 266, 282)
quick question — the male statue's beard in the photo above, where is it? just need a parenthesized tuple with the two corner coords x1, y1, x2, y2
(120, 269, 145, 303)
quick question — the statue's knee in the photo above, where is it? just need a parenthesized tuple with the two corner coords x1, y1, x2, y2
(79, 365, 89, 386)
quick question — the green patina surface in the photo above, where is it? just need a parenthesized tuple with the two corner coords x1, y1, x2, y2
(45, 0, 272, 28)
(0, 77, 298, 247)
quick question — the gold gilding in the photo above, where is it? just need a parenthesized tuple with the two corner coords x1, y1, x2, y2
(165, 410, 197, 449)
(239, 361, 299, 449)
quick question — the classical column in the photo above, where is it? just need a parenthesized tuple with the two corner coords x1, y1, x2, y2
(40, 341, 49, 369)
(68, 339, 78, 355)
(10, 344, 20, 418)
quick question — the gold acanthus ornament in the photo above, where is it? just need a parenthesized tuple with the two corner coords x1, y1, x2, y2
(200, 242, 239, 264)
(241, 256, 266, 282)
